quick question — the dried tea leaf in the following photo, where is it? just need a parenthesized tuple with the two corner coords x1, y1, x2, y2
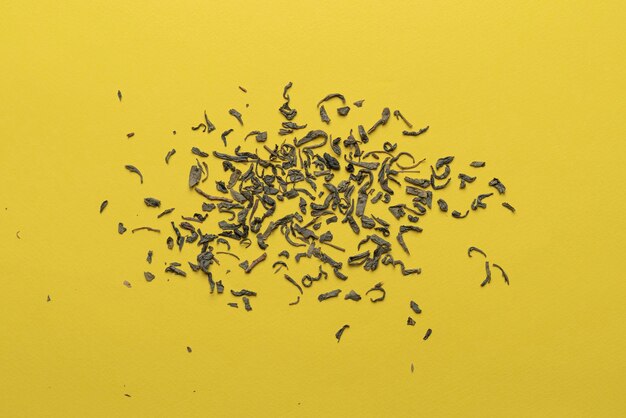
(317, 93, 346, 107)
(144, 272, 155, 282)
(437, 199, 448, 212)
(366, 282, 385, 303)
(367, 107, 390, 134)
(125, 165, 143, 184)
(228, 109, 244, 125)
(165, 149, 176, 164)
(189, 165, 202, 188)
(221, 129, 233, 146)
(146, 250, 153, 263)
(470, 161, 486, 167)
(123, 280, 131, 288)
(117, 90, 122, 101)
(423, 328, 432, 340)
(118, 223, 127, 234)
(353, 99, 364, 107)
(502, 202, 516, 213)
(452, 210, 469, 219)
(393, 110, 413, 128)
(493, 263, 510, 285)
(480, 261, 491, 287)
(335, 324, 350, 342)
(468, 246, 487, 258)
(407, 317, 416, 326)
(242, 296, 252, 311)
(344, 290, 361, 301)
(410, 301, 422, 314)
(131, 226, 160, 233)
(489, 178, 506, 194)
(191, 147, 209, 158)
(204, 111, 216, 133)
(402, 127, 429, 137)
(337, 106, 350, 116)
(99, 200, 108, 213)
(231, 289, 257, 297)
(144, 197, 161, 208)
(318, 289, 341, 302)
(319, 105, 330, 124)
(157, 208, 175, 218)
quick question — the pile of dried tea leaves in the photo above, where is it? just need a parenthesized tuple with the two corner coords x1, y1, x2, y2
(106, 83, 514, 343)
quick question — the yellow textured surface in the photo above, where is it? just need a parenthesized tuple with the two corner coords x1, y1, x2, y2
(1, 1, 625, 417)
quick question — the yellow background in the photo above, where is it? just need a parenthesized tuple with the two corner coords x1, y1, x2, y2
(1, 1, 625, 416)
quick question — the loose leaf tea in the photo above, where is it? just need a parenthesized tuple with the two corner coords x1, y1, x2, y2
(165, 149, 176, 164)
(117, 90, 122, 101)
(157, 208, 175, 218)
(318, 289, 341, 302)
(423, 328, 432, 340)
(125, 165, 143, 184)
(452, 210, 469, 219)
(228, 109, 244, 125)
(393, 110, 413, 128)
(468, 246, 487, 258)
(242, 296, 252, 311)
(337, 106, 350, 116)
(402, 127, 429, 137)
(480, 261, 491, 287)
(344, 290, 361, 301)
(131, 226, 160, 233)
(502, 202, 516, 213)
(492, 263, 510, 285)
(335, 324, 350, 342)
(189, 165, 202, 188)
(105, 82, 516, 360)
(144, 197, 161, 208)
(366, 282, 386, 303)
(368, 107, 391, 134)
(118, 223, 127, 234)
(100, 200, 108, 213)
(410, 301, 422, 314)
(319, 105, 330, 124)
(489, 178, 506, 194)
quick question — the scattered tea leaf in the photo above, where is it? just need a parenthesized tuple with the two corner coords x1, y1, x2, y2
(335, 324, 350, 342)
(125, 165, 143, 184)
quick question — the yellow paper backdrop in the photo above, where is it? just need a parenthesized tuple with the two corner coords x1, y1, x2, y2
(1, 1, 625, 417)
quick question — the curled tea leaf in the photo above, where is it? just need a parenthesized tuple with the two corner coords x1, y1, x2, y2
(125, 165, 143, 184)
(165, 149, 176, 164)
(492, 263, 509, 285)
(468, 246, 487, 258)
(366, 282, 385, 303)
